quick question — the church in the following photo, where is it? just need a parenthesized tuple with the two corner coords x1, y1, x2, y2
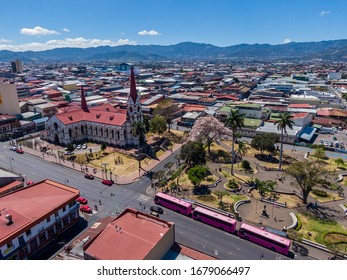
(45, 67, 143, 147)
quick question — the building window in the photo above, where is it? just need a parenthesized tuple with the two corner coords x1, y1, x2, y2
(69, 212, 76, 222)
(62, 216, 69, 227)
(69, 201, 76, 208)
(47, 216, 51, 223)
(26, 229, 32, 236)
(54, 211, 59, 217)
(47, 227, 55, 239)
(7, 241, 13, 249)
(68, 129, 72, 138)
(39, 232, 47, 244)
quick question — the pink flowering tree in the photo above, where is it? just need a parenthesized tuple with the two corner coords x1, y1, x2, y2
(189, 115, 232, 154)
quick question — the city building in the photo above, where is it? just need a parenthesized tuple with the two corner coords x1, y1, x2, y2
(79, 208, 216, 260)
(0, 79, 21, 116)
(44, 67, 143, 147)
(11, 60, 23, 74)
(0, 179, 80, 260)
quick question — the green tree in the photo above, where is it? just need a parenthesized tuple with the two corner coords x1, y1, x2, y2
(149, 115, 167, 135)
(251, 133, 279, 155)
(101, 142, 107, 151)
(335, 158, 344, 167)
(142, 114, 150, 133)
(236, 141, 249, 161)
(131, 121, 146, 176)
(66, 143, 74, 152)
(313, 147, 327, 161)
(154, 99, 178, 132)
(180, 141, 206, 167)
(285, 161, 331, 204)
(225, 110, 245, 175)
(214, 190, 229, 209)
(274, 113, 294, 169)
(187, 166, 208, 188)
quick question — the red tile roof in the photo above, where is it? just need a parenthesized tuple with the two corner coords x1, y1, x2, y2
(56, 108, 127, 126)
(0, 179, 79, 246)
(84, 208, 173, 260)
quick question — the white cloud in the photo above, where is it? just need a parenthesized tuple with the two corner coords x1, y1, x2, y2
(63, 28, 70, 32)
(0, 38, 11, 43)
(0, 37, 137, 52)
(138, 30, 161, 36)
(320, 10, 331, 16)
(20, 26, 60, 36)
(283, 38, 292, 44)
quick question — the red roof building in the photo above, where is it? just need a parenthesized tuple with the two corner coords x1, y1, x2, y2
(0, 179, 80, 260)
(44, 67, 143, 148)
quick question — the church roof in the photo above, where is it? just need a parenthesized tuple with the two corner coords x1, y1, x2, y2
(55, 108, 127, 126)
(129, 67, 138, 103)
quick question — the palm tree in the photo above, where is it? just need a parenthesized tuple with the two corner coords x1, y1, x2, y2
(236, 141, 249, 163)
(131, 121, 146, 177)
(225, 110, 245, 175)
(274, 113, 294, 170)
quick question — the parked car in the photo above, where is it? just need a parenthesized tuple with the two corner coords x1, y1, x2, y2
(82, 143, 88, 149)
(76, 145, 82, 150)
(10, 146, 17, 151)
(150, 205, 164, 214)
(80, 205, 92, 214)
(64, 151, 74, 155)
(102, 179, 113, 186)
(149, 211, 159, 217)
(76, 197, 88, 204)
(84, 174, 94, 180)
(16, 148, 24, 154)
(26, 180, 34, 186)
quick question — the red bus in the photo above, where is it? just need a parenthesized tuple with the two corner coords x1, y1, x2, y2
(192, 206, 237, 233)
(154, 192, 193, 216)
(238, 223, 291, 255)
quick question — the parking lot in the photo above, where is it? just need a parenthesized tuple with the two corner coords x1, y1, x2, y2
(314, 130, 347, 151)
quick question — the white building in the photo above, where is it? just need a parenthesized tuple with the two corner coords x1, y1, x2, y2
(0, 79, 20, 115)
(45, 68, 143, 147)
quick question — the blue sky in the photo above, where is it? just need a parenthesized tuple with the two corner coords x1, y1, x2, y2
(0, 0, 345, 51)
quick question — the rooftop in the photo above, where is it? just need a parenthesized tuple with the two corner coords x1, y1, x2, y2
(0, 179, 79, 247)
(84, 208, 174, 260)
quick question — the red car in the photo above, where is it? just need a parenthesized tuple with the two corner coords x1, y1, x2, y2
(76, 197, 88, 205)
(80, 205, 92, 214)
(26, 180, 34, 186)
(84, 173, 94, 180)
(102, 179, 113, 186)
(16, 148, 24, 154)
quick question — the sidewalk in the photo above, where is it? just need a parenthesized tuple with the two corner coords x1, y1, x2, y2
(20, 143, 182, 185)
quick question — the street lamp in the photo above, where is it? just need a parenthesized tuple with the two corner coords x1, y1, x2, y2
(110, 193, 121, 215)
(9, 157, 14, 172)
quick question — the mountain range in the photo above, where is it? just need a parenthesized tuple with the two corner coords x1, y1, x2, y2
(2, 39, 347, 62)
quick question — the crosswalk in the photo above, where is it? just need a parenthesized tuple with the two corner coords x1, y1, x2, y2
(137, 194, 151, 203)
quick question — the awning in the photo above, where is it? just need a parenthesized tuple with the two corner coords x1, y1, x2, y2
(299, 126, 316, 141)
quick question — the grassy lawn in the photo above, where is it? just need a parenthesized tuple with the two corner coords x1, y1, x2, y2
(251, 190, 303, 208)
(88, 150, 142, 176)
(296, 213, 347, 253)
(309, 191, 344, 203)
(156, 149, 165, 158)
(176, 172, 218, 189)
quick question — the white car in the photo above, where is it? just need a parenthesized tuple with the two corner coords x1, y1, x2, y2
(76, 145, 82, 150)
(82, 144, 87, 149)
(10, 146, 18, 151)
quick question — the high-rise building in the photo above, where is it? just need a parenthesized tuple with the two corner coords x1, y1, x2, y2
(10, 60, 23, 73)
(0, 79, 20, 115)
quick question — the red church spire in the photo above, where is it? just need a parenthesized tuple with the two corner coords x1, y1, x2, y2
(129, 66, 138, 103)
(80, 85, 89, 112)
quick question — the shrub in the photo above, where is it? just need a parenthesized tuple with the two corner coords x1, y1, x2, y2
(226, 179, 239, 189)
(197, 195, 216, 202)
(241, 160, 251, 170)
(312, 189, 328, 197)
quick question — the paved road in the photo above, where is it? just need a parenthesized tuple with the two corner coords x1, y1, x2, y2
(0, 142, 311, 260)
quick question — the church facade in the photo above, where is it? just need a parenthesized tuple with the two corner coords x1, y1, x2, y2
(44, 67, 143, 147)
